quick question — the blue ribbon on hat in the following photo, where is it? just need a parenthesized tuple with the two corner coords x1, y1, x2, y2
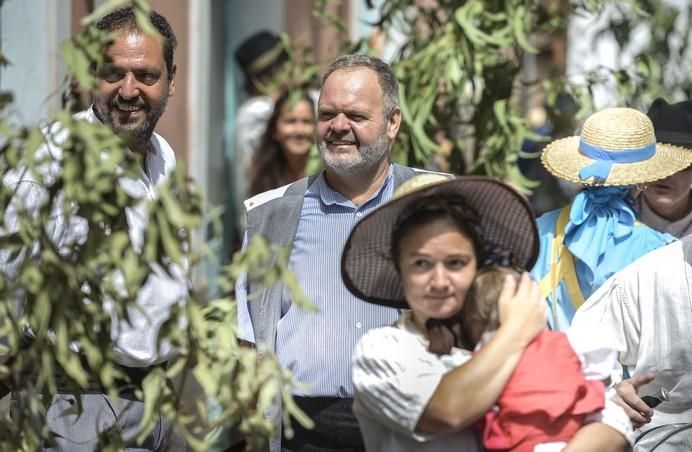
(578, 139, 656, 182)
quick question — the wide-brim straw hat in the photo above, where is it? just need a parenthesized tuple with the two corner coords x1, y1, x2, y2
(541, 107, 692, 186)
(341, 174, 538, 309)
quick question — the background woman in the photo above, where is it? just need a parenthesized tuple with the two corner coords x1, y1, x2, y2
(248, 90, 315, 196)
(341, 174, 631, 451)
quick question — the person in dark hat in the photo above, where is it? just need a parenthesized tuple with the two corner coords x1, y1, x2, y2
(235, 30, 289, 97)
(633, 98, 692, 237)
(232, 31, 289, 233)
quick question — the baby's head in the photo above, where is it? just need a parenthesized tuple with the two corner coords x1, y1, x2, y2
(462, 266, 521, 346)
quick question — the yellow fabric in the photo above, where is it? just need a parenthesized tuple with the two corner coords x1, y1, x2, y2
(539, 206, 586, 309)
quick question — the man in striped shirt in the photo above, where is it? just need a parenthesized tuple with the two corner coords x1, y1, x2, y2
(236, 55, 436, 451)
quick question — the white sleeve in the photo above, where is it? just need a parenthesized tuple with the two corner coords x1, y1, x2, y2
(569, 269, 642, 383)
(352, 328, 447, 441)
(566, 328, 618, 381)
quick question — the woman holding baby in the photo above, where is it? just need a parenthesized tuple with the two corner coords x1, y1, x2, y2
(340, 174, 632, 451)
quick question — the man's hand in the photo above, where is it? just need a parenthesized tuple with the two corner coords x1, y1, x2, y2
(497, 273, 546, 348)
(614, 373, 656, 428)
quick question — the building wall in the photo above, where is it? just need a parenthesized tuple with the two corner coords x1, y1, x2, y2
(149, 0, 190, 163)
(284, 0, 351, 65)
(0, 0, 71, 125)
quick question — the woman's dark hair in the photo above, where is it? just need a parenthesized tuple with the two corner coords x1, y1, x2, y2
(391, 196, 487, 271)
(248, 91, 315, 196)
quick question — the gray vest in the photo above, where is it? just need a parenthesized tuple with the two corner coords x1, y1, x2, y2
(243, 163, 437, 451)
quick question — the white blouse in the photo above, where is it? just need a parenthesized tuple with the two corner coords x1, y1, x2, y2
(353, 311, 632, 451)
(352, 311, 481, 452)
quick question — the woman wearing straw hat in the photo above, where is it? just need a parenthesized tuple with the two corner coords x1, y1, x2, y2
(341, 174, 630, 451)
(531, 107, 690, 331)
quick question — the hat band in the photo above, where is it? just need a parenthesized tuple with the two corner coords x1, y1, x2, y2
(247, 42, 285, 76)
(578, 139, 656, 182)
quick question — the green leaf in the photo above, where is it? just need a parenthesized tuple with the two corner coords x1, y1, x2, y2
(137, 367, 166, 443)
(133, 6, 163, 42)
(512, 5, 539, 53)
(156, 209, 183, 265)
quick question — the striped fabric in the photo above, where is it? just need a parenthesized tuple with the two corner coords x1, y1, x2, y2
(236, 166, 400, 397)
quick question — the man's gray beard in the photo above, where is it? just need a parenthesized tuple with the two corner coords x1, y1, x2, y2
(318, 132, 391, 176)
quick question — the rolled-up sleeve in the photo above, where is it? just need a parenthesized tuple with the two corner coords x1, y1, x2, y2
(569, 271, 641, 382)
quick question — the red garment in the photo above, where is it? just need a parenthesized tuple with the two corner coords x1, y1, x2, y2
(481, 331, 605, 452)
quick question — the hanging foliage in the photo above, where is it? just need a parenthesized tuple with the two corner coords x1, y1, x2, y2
(0, 1, 313, 450)
(303, 0, 692, 192)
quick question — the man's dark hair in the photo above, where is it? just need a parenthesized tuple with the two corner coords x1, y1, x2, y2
(95, 6, 177, 80)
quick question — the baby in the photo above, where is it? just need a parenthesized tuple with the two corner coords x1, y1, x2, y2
(461, 267, 608, 452)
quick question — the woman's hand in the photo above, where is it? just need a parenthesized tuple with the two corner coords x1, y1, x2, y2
(417, 274, 546, 434)
(497, 272, 546, 347)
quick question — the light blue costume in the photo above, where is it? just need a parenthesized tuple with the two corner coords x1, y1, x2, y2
(530, 186, 676, 331)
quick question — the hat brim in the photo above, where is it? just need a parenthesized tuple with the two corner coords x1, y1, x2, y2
(654, 131, 692, 150)
(542, 136, 692, 186)
(341, 176, 538, 309)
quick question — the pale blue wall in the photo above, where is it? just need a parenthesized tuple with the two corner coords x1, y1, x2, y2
(0, 0, 71, 125)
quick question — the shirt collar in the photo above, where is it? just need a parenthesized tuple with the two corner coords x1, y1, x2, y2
(73, 106, 99, 125)
(396, 310, 429, 347)
(83, 105, 171, 185)
(312, 164, 394, 208)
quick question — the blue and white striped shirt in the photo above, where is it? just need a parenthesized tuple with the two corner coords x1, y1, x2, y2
(236, 166, 400, 397)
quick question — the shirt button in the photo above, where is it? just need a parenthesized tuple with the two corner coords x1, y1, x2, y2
(356, 322, 362, 328)
(356, 211, 363, 218)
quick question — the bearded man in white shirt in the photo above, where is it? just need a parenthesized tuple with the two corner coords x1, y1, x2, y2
(1, 6, 186, 451)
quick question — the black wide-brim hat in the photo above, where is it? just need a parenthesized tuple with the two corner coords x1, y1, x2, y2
(341, 174, 539, 309)
(647, 98, 692, 149)
(235, 30, 287, 77)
